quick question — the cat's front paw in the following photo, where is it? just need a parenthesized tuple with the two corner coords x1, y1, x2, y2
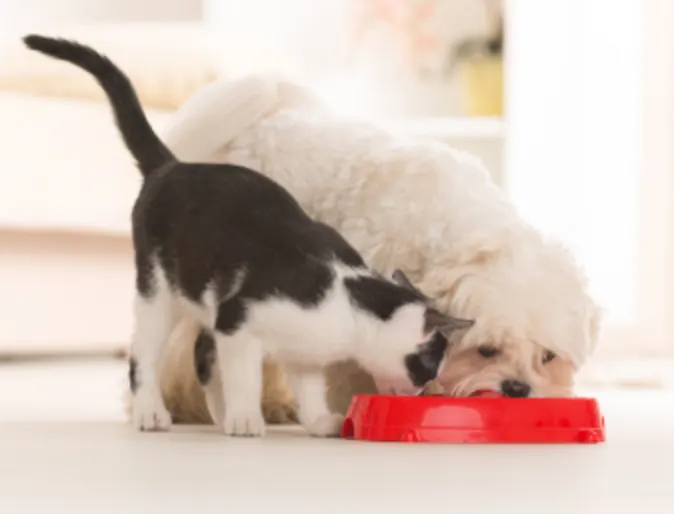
(305, 413, 345, 438)
(223, 409, 266, 437)
(132, 392, 172, 432)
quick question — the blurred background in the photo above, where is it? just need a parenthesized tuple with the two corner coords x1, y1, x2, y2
(0, 0, 672, 420)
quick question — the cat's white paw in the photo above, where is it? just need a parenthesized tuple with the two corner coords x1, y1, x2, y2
(132, 393, 172, 432)
(306, 413, 345, 438)
(223, 409, 266, 437)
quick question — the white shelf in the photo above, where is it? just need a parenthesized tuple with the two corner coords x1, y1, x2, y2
(387, 117, 505, 140)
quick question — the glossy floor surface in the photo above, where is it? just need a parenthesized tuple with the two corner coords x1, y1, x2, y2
(0, 359, 672, 514)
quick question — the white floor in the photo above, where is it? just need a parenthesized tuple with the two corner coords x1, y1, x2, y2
(0, 360, 672, 514)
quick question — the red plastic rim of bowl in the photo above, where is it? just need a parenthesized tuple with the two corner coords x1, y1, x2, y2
(341, 394, 605, 444)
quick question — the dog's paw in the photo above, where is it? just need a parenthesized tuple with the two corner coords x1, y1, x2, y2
(223, 409, 266, 437)
(262, 399, 299, 425)
(305, 413, 345, 438)
(132, 393, 172, 432)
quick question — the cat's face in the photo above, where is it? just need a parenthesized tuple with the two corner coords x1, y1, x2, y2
(357, 271, 474, 395)
(364, 303, 473, 395)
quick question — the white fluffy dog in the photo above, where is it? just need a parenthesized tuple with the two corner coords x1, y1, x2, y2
(154, 75, 600, 424)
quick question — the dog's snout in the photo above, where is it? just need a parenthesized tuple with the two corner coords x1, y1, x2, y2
(501, 379, 531, 398)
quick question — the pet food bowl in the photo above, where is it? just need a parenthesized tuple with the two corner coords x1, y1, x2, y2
(341, 393, 605, 444)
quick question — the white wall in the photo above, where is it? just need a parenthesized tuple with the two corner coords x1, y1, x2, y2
(506, 0, 674, 357)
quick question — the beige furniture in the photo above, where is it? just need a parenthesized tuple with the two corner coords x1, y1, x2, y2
(0, 23, 227, 355)
(0, 92, 171, 355)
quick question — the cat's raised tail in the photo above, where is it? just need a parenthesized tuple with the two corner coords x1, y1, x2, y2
(23, 35, 175, 177)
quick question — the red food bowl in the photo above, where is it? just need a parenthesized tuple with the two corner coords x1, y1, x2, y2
(341, 394, 605, 443)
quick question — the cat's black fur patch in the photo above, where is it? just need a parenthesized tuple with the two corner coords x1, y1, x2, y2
(344, 276, 424, 321)
(128, 356, 139, 393)
(194, 330, 216, 385)
(214, 299, 247, 335)
(131, 162, 367, 311)
(404, 333, 448, 387)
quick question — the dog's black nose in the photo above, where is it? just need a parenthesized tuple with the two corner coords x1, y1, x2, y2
(501, 379, 531, 398)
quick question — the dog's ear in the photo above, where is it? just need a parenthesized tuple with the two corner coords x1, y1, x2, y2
(424, 308, 474, 337)
(393, 269, 426, 298)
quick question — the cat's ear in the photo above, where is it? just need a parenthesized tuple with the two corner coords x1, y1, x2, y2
(392, 269, 426, 298)
(424, 308, 474, 337)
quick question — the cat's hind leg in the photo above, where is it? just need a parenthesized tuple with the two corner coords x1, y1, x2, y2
(130, 267, 177, 432)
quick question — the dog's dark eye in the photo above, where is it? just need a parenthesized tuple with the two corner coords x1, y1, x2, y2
(542, 350, 557, 364)
(477, 346, 500, 358)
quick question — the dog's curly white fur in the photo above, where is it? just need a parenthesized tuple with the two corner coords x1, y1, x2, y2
(155, 75, 600, 422)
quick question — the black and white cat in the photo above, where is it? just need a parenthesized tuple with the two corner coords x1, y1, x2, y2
(25, 35, 474, 437)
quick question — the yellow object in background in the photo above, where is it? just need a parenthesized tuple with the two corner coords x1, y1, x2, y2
(458, 56, 503, 117)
